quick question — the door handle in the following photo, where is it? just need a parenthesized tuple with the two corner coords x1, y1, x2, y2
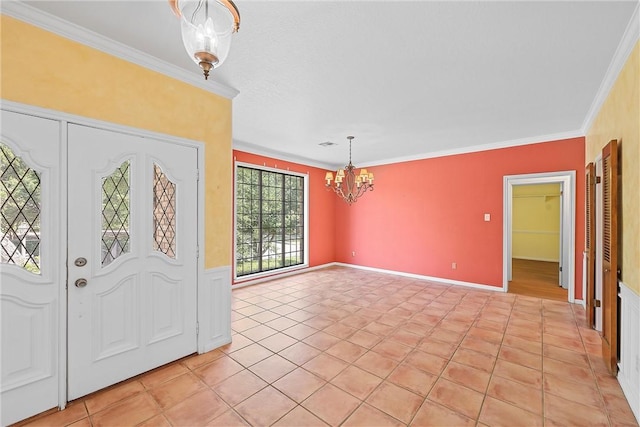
(75, 278, 88, 288)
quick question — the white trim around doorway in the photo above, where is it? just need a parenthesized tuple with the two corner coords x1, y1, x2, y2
(502, 171, 577, 303)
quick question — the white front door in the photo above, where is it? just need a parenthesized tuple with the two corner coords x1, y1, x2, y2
(67, 124, 198, 399)
(1, 111, 62, 425)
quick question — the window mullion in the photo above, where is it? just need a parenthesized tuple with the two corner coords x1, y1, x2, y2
(300, 176, 304, 265)
(281, 175, 286, 268)
(258, 170, 263, 273)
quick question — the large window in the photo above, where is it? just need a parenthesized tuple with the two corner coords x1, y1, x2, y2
(235, 164, 306, 277)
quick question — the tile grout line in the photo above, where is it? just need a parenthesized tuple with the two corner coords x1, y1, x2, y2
(23, 268, 632, 427)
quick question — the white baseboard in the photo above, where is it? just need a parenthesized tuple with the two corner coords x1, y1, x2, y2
(334, 262, 503, 293)
(618, 281, 640, 423)
(199, 266, 232, 353)
(232, 263, 337, 289)
(233, 262, 588, 304)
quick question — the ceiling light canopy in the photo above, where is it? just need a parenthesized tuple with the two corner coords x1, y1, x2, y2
(325, 136, 374, 205)
(169, 0, 240, 80)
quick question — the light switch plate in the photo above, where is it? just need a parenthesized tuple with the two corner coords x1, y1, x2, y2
(484, 213, 490, 221)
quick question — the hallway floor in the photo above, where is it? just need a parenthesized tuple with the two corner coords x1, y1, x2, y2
(508, 259, 568, 302)
(18, 267, 637, 426)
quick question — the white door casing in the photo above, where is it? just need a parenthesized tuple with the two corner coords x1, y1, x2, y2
(503, 171, 576, 302)
(1, 102, 211, 424)
(0, 111, 62, 426)
(559, 182, 565, 288)
(67, 124, 198, 399)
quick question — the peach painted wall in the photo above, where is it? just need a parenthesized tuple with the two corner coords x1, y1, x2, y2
(233, 151, 336, 281)
(586, 41, 639, 296)
(1, 16, 233, 269)
(334, 137, 586, 297)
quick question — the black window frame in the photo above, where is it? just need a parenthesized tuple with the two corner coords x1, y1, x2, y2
(234, 163, 307, 279)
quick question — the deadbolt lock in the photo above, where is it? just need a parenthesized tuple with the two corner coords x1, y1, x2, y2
(74, 257, 87, 267)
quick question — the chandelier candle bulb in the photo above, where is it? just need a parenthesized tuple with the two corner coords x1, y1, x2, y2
(325, 172, 333, 185)
(325, 136, 374, 204)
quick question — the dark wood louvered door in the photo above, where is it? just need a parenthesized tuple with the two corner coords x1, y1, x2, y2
(585, 162, 596, 328)
(601, 139, 618, 375)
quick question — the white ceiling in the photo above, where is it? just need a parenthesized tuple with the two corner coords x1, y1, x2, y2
(18, 1, 640, 168)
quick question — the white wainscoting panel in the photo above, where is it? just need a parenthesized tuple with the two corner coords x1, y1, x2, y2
(618, 281, 639, 422)
(199, 266, 232, 353)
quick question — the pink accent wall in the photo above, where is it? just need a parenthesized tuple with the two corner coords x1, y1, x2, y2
(334, 137, 586, 298)
(233, 150, 336, 283)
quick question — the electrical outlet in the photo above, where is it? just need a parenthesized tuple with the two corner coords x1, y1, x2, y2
(352, 251, 356, 257)
(452, 262, 457, 270)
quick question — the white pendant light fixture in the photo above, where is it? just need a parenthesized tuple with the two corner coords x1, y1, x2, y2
(169, 0, 240, 79)
(325, 136, 374, 205)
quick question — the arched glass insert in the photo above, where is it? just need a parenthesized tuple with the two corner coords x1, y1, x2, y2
(0, 143, 41, 274)
(102, 160, 130, 266)
(152, 164, 176, 258)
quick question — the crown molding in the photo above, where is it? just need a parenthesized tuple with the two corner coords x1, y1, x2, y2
(234, 129, 585, 171)
(358, 130, 585, 168)
(581, 2, 639, 133)
(233, 139, 336, 170)
(1, 0, 239, 100)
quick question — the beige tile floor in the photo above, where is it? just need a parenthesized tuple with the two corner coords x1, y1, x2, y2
(19, 266, 638, 426)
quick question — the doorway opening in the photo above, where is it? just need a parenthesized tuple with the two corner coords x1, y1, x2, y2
(509, 183, 566, 301)
(503, 171, 576, 302)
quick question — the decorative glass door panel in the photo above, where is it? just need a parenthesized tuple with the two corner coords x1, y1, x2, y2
(0, 110, 61, 426)
(153, 163, 176, 259)
(101, 160, 131, 267)
(67, 124, 198, 399)
(1, 143, 42, 273)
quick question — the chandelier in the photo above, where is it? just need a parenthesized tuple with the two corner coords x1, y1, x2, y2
(169, 0, 240, 80)
(325, 136, 374, 205)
